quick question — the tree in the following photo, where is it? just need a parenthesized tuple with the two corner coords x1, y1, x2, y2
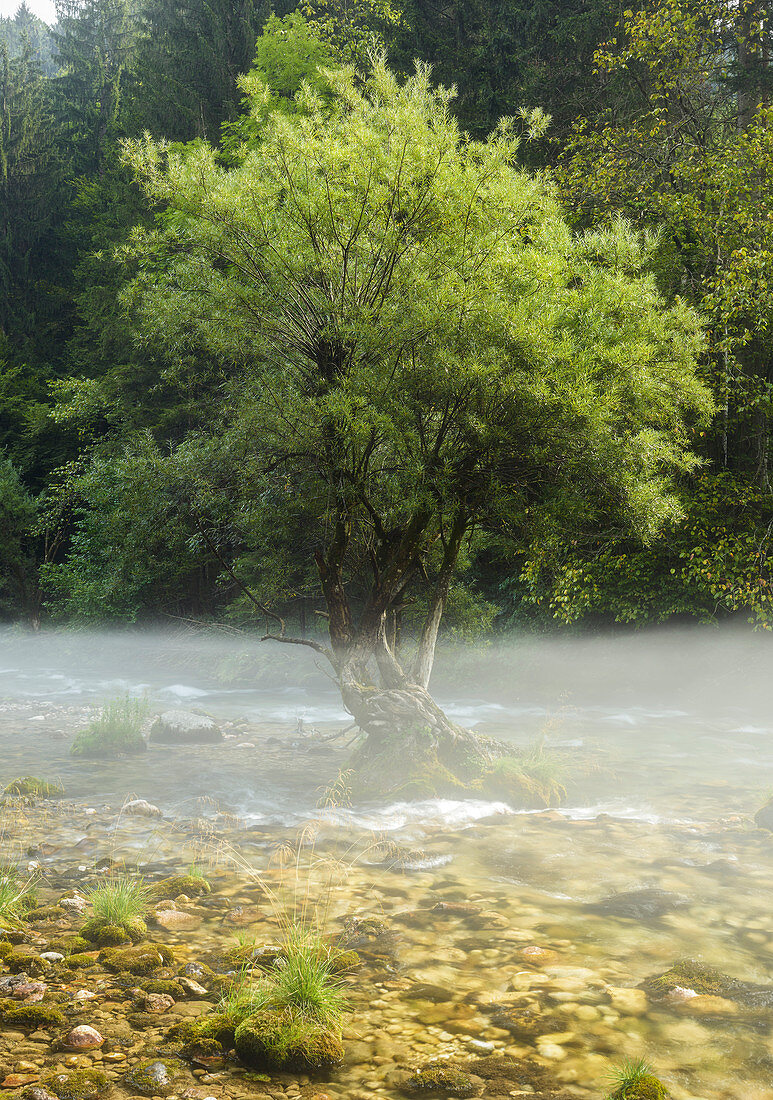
(559, 0, 773, 484)
(116, 61, 710, 796)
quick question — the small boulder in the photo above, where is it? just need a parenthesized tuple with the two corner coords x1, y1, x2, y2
(60, 1025, 104, 1051)
(122, 1060, 181, 1098)
(122, 799, 162, 818)
(153, 909, 201, 931)
(149, 710, 222, 745)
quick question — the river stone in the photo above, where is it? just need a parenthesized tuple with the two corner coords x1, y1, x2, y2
(123, 1060, 180, 1097)
(153, 909, 201, 931)
(60, 1025, 104, 1051)
(149, 710, 222, 745)
(587, 888, 689, 921)
(606, 986, 648, 1016)
(122, 799, 162, 818)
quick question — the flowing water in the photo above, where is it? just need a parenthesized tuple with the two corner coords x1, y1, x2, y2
(1, 625, 772, 1100)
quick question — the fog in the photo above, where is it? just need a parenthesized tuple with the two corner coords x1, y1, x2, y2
(1, 624, 771, 826)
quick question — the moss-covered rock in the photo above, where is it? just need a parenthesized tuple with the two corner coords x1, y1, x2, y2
(122, 1059, 184, 1097)
(81, 916, 146, 946)
(98, 942, 174, 974)
(3, 777, 65, 798)
(609, 1074, 669, 1099)
(5, 949, 49, 977)
(404, 1063, 479, 1096)
(0, 940, 13, 958)
(328, 949, 361, 974)
(0, 999, 67, 1029)
(645, 959, 735, 998)
(26, 904, 66, 922)
(46, 936, 91, 956)
(151, 875, 211, 898)
(142, 977, 185, 998)
(42, 1070, 109, 1100)
(480, 756, 566, 809)
(234, 1009, 344, 1071)
(64, 953, 97, 969)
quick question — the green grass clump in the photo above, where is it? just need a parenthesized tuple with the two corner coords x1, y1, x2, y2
(3, 776, 64, 797)
(219, 926, 346, 1030)
(482, 739, 568, 808)
(71, 695, 148, 758)
(607, 1059, 669, 1100)
(0, 867, 37, 930)
(81, 876, 149, 944)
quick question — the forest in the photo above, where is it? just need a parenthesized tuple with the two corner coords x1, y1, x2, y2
(1, 0, 772, 638)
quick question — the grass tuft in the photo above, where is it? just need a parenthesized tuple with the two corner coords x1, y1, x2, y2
(0, 866, 37, 929)
(71, 695, 148, 757)
(84, 875, 149, 930)
(606, 1058, 657, 1098)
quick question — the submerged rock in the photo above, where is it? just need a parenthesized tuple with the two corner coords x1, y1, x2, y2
(587, 888, 689, 921)
(41, 1070, 109, 1100)
(123, 1060, 182, 1098)
(149, 710, 222, 744)
(402, 1063, 482, 1097)
(754, 797, 773, 831)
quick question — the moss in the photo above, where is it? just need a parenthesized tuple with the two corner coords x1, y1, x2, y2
(122, 1059, 183, 1097)
(328, 949, 361, 974)
(64, 952, 96, 969)
(0, 940, 12, 958)
(27, 904, 66, 921)
(81, 915, 147, 946)
(46, 936, 84, 955)
(647, 959, 732, 997)
(405, 1063, 477, 1096)
(0, 999, 67, 1028)
(481, 756, 566, 809)
(234, 1009, 344, 1071)
(42, 1071, 109, 1100)
(3, 777, 65, 798)
(198, 1011, 239, 1048)
(5, 949, 49, 977)
(98, 942, 174, 975)
(609, 1075, 669, 1100)
(180, 1036, 224, 1062)
(151, 875, 211, 898)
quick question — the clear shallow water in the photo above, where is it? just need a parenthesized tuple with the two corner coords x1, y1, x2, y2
(2, 626, 773, 1098)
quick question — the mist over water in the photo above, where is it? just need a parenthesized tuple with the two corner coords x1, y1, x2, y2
(1, 624, 771, 828)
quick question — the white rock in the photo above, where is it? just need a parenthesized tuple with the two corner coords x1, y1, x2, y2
(122, 799, 162, 817)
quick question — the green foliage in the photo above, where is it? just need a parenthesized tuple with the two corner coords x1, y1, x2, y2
(521, 473, 773, 628)
(606, 1060, 668, 1100)
(0, 455, 38, 618)
(3, 776, 64, 797)
(71, 695, 148, 756)
(220, 927, 346, 1031)
(0, 866, 37, 930)
(84, 875, 149, 927)
(111, 59, 709, 688)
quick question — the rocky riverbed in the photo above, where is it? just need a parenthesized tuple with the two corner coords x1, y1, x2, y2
(1, 720, 773, 1100)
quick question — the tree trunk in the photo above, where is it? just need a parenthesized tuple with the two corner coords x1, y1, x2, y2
(339, 663, 503, 800)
